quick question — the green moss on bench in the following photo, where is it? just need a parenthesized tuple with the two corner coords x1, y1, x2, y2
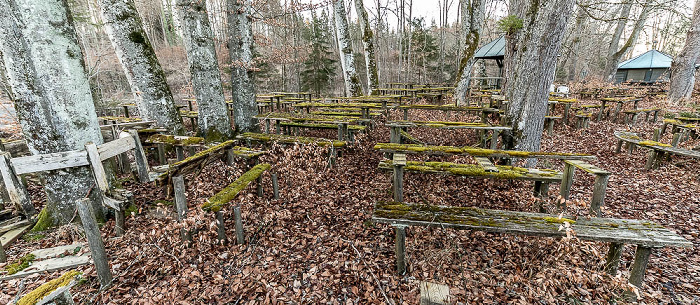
(16, 270, 82, 305)
(237, 132, 347, 147)
(202, 163, 271, 212)
(146, 134, 205, 146)
(373, 143, 594, 160)
(380, 160, 562, 181)
(280, 122, 366, 130)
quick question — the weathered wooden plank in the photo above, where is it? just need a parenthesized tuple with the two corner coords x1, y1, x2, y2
(0, 153, 35, 216)
(420, 281, 450, 305)
(76, 198, 112, 288)
(474, 157, 499, 173)
(372, 202, 693, 248)
(236, 132, 347, 148)
(0, 219, 31, 235)
(0, 254, 90, 281)
(11, 150, 88, 175)
(615, 131, 700, 159)
(97, 136, 136, 161)
(379, 160, 563, 182)
(374, 143, 596, 160)
(386, 120, 511, 131)
(0, 223, 31, 247)
(85, 143, 109, 194)
(128, 130, 150, 183)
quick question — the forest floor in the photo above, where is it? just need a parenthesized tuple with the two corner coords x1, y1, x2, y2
(1, 97, 699, 304)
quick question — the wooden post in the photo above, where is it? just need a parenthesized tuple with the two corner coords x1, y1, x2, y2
(590, 174, 609, 217)
(625, 246, 652, 301)
(627, 142, 635, 154)
(490, 130, 500, 150)
(615, 140, 623, 154)
(0, 152, 35, 216)
(652, 129, 660, 141)
(393, 154, 406, 202)
(128, 130, 150, 183)
(114, 192, 132, 237)
(234, 205, 244, 245)
(563, 103, 571, 123)
(256, 175, 263, 197)
(403, 108, 408, 120)
(271, 173, 279, 199)
(157, 143, 166, 165)
(265, 119, 270, 134)
(175, 146, 185, 161)
(76, 198, 113, 288)
(394, 225, 406, 275)
(216, 211, 227, 244)
(604, 242, 623, 276)
(226, 149, 235, 166)
(173, 176, 192, 243)
(0, 240, 6, 263)
(644, 150, 658, 170)
(547, 119, 555, 135)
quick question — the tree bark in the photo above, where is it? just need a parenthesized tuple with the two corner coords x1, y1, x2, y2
(176, 0, 233, 141)
(503, 0, 576, 152)
(99, 0, 185, 135)
(0, 0, 105, 224)
(228, 0, 258, 132)
(669, 0, 700, 105)
(567, 5, 588, 82)
(355, 0, 380, 95)
(334, 0, 363, 96)
(603, 1, 651, 82)
(454, 0, 487, 106)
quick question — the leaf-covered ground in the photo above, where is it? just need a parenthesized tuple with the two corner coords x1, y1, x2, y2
(1, 98, 698, 304)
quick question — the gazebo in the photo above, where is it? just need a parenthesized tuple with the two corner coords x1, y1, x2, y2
(614, 50, 672, 84)
(473, 35, 505, 88)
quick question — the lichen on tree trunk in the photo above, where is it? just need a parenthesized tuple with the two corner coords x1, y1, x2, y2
(669, 0, 700, 105)
(355, 0, 380, 95)
(175, 0, 233, 141)
(99, 0, 185, 135)
(503, 0, 576, 152)
(227, 0, 259, 133)
(0, 0, 106, 225)
(454, 0, 487, 106)
(334, 0, 362, 97)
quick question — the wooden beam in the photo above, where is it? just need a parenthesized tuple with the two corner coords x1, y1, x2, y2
(0, 153, 35, 216)
(76, 198, 113, 288)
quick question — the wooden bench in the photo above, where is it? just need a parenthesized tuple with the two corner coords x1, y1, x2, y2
(661, 119, 698, 142)
(201, 163, 271, 244)
(544, 116, 562, 135)
(372, 201, 692, 301)
(614, 131, 700, 170)
(386, 120, 511, 149)
(621, 108, 661, 125)
(236, 132, 346, 167)
(398, 105, 498, 122)
(279, 122, 366, 143)
(574, 112, 592, 129)
(144, 134, 205, 165)
(559, 160, 611, 217)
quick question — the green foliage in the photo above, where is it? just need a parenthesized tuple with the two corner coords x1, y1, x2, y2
(497, 15, 524, 35)
(31, 207, 53, 232)
(5, 254, 35, 275)
(300, 11, 337, 96)
(403, 18, 441, 82)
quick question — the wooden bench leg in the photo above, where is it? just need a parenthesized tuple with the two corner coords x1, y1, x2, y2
(590, 174, 609, 217)
(173, 176, 192, 243)
(216, 211, 227, 245)
(644, 150, 658, 170)
(615, 139, 623, 154)
(604, 242, 624, 276)
(393, 165, 404, 202)
(403, 108, 408, 120)
(559, 163, 575, 203)
(271, 173, 280, 199)
(175, 146, 185, 162)
(547, 119, 555, 135)
(395, 225, 407, 275)
(157, 143, 166, 165)
(257, 175, 263, 197)
(234, 205, 244, 245)
(0, 237, 7, 263)
(490, 130, 500, 150)
(627, 143, 635, 154)
(563, 103, 571, 124)
(671, 133, 681, 147)
(625, 246, 653, 302)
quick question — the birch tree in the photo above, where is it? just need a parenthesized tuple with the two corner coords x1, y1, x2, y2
(453, 0, 487, 106)
(176, 0, 233, 141)
(228, 0, 258, 132)
(334, 0, 362, 96)
(99, 0, 185, 135)
(502, 0, 576, 152)
(602, 0, 651, 82)
(355, 0, 380, 94)
(0, 0, 105, 225)
(668, 0, 700, 105)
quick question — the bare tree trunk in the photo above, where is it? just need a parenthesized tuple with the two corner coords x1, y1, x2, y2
(355, 0, 380, 94)
(603, 1, 651, 82)
(176, 0, 233, 141)
(228, 0, 258, 132)
(503, 0, 576, 152)
(0, 0, 106, 225)
(669, 0, 700, 105)
(454, 0, 487, 106)
(334, 0, 362, 96)
(99, 0, 185, 135)
(567, 5, 587, 82)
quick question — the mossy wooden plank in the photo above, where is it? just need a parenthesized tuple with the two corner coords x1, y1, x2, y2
(154, 140, 237, 184)
(145, 134, 205, 146)
(386, 120, 511, 130)
(563, 160, 610, 175)
(255, 112, 363, 124)
(230, 146, 266, 159)
(378, 160, 562, 182)
(372, 202, 693, 248)
(474, 157, 499, 173)
(202, 163, 271, 212)
(614, 131, 700, 158)
(373, 143, 596, 160)
(280, 122, 366, 131)
(236, 132, 347, 148)
(398, 105, 497, 112)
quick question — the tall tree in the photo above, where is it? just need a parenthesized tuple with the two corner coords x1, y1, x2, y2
(668, 0, 700, 105)
(228, 0, 258, 132)
(602, 0, 651, 82)
(99, 0, 185, 135)
(175, 0, 233, 141)
(355, 0, 380, 94)
(453, 0, 487, 106)
(502, 0, 576, 152)
(300, 12, 337, 96)
(333, 0, 362, 96)
(0, 0, 106, 225)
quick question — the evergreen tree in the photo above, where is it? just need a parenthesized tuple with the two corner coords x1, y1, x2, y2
(300, 12, 337, 96)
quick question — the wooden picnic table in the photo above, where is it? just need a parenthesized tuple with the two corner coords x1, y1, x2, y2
(386, 120, 511, 149)
(599, 96, 643, 121)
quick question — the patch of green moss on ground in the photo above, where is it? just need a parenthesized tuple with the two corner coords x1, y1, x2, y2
(154, 200, 173, 206)
(17, 270, 81, 305)
(22, 233, 46, 242)
(124, 204, 138, 216)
